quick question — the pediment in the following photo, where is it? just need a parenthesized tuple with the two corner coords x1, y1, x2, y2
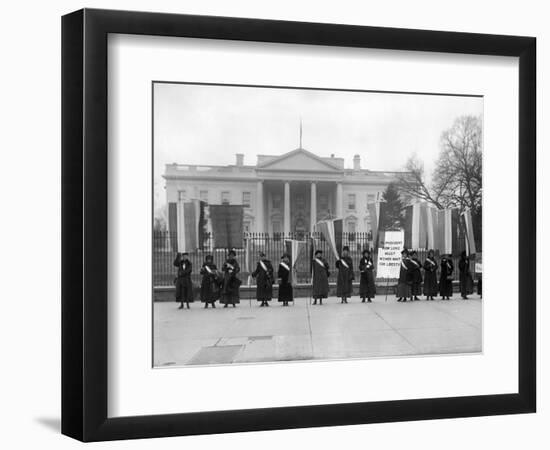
(257, 148, 342, 172)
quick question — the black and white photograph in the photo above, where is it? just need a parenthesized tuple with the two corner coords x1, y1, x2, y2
(153, 82, 483, 367)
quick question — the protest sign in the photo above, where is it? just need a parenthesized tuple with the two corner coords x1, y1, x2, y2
(376, 230, 405, 279)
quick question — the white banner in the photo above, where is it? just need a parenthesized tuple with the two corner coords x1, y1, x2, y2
(376, 230, 405, 279)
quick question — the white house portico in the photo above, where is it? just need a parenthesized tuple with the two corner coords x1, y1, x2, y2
(164, 147, 406, 235)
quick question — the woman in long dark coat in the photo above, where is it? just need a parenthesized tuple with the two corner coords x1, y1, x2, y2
(439, 254, 454, 300)
(459, 251, 474, 299)
(422, 249, 438, 300)
(397, 249, 412, 302)
(409, 251, 423, 301)
(336, 246, 354, 303)
(220, 250, 241, 307)
(199, 254, 219, 308)
(277, 253, 293, 306)
(359, 249, 376, 302)
(174, 252, 194, 309)
(251, 251, 274, 307)
(312, 249, 330, 305)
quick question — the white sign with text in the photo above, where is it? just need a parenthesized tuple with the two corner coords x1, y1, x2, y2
(376, 230, 405, 279)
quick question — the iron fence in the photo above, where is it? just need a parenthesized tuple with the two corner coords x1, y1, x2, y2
(153, 230, 476, 287)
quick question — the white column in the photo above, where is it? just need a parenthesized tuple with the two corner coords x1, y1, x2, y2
(284, 181, 291, 235)
(336, 182, 343, 218)
(310, 182, 317, 232)
(256, 180, 264, 233)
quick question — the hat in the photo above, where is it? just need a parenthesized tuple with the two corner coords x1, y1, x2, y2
(281, 253, 290, 260)
(342, 246, 350, 252)
(205, 254, 213, 260)
(181, 251, 189, 256)
(259, 251, 266, 257)
(362, 248, 371, 255)
(314, 250, 323, 256)
(228, 249, 236, 257)
(401, 248, 409, 256)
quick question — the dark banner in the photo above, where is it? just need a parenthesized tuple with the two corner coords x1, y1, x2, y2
(209, 205, 244, 249)
(168, 202, 178, 253)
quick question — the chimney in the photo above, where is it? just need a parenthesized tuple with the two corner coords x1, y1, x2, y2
(353, 154, 361, 170)
(236, 153, 244, 166)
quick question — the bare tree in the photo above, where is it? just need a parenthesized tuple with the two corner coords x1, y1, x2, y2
(397, 115, 482, 214)
(396, 154, 445, 209)
(433, 115, 482, 214)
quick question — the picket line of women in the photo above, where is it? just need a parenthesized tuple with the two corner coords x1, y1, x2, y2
(172, 247, 476, 309)
(396, 249, 476, 302)
(173, 250, 293, 309)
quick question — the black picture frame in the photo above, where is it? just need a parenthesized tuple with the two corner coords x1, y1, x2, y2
(62, 8, 536, 442)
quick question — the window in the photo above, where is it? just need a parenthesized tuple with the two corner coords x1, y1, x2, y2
(242, 191, 251, 208)
(348, 193, 356, 210)
(272, 194, 282, 209)
(296, 195, 305, 209)
(221, 191, 230, 205)
(178, 190, 186, 201)
(199, 190, 209, 204)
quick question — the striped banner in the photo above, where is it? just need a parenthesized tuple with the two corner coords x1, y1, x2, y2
(451, 208, 461, 256)
(461, 208, 477, 255)
(176, 199, 206, 253)
(426, 205, 436, 250)
(403, 205, 412, 249)
(433, 207, 463, 255)
(418, 203, 428, 250)
(367, 202, 379, 248)
(411, 203, 421, 249)
(316, 218, 343, 260)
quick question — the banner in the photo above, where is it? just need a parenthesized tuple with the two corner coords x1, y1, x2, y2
(208, 205, 244, 249)
(426, 205, 436, 250)
(316, 218, 343, 259)
(461, 208, 477, 255)
(285, 239, 307, 285)
(376, 230, 405, 279)
(285, 239, 307, 268)
(367, 202, 380, 248)
(176, 199, 210, 252)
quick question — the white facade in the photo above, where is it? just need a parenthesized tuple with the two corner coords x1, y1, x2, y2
(164, 148, 406, 234)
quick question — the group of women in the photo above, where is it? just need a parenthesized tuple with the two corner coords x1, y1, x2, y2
(173, 250, 293, 309)
(396, 249, 475, 302)
(172, 247, 476, 309)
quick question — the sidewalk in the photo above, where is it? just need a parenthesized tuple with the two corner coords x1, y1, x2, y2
(153, 295, 482, 367)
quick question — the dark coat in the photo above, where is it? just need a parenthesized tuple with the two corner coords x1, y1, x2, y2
(439, 258, 454, 296)
(336, 256, 354, 297)
(459, 257, 474, 295)
(174, 256, 194, 302)
(409, 257, 423, 295)
(396, 258, 412, 298)
(277, 262, 293, 302)
(359, 256, 376, 298)
(312, 256, 330, 298)
(199, 262, 220, 303)
(422, 257, 439, 296)
(220, 258, 241, 304)
(252, 260, 274, 301)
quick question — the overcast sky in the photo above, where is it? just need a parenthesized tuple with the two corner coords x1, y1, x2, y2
(153, 82, 483, 210)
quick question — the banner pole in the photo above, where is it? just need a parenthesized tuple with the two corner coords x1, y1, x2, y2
(385, 277, 390, 302)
